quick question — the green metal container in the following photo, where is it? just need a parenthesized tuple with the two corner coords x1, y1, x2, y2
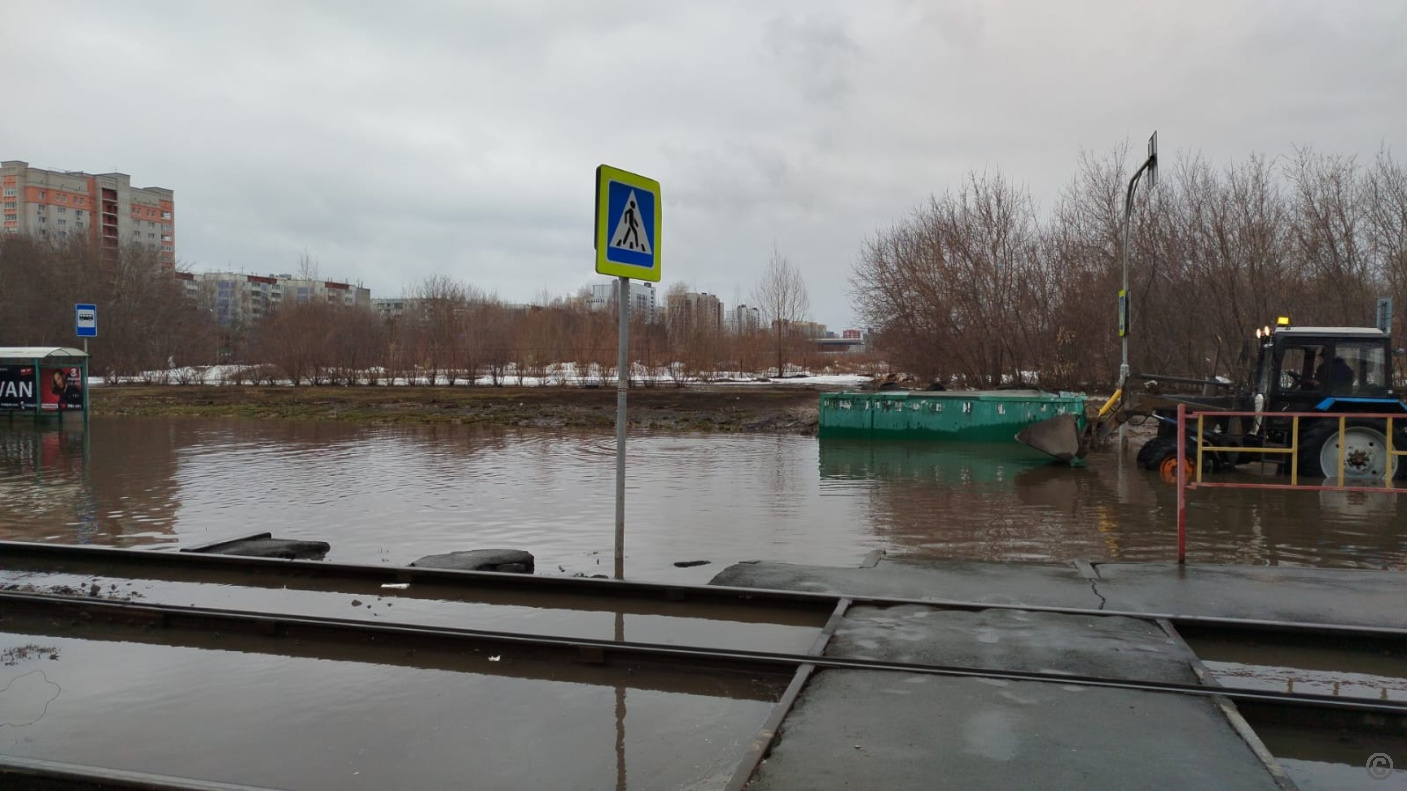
(818, 439, 1061, 484)
(818, 390, 1087, 442)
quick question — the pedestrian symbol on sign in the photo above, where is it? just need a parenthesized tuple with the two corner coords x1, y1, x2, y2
(609, 192, 652, 255)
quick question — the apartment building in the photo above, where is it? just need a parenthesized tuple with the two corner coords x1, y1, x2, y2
(190, 272, 371, 327)
(372, 297, 418, 320)
(588, 281, 658, 321)
(1, 160, 175, 267)
(273, 276, 371, 310)
(727, 304, 763, 334)
(666, 291, 723, 337)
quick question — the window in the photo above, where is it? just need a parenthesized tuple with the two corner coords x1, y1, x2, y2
(58, 207, 66, 214)
(76, 210, 84, 218)
(161, 224, 172, 232)
(1335, 342, 1389, 396)
(161, 211, 171, 219)
(38, 216, 46, 224)
(132, 230, 140, 238)
(148, 232, 155, 238)
(2, 201, 14, 209)
(1278, 345, 1321, 391)
(1, 189, 14, 197)
(162, 245, 173, 252)
(37, 190, 45, 199)
(58, 194, 67, 203)
(58, 219, 67, 227)
(3, 213, 16, 222)
(161, 234, 172, 242)
(147, 221, 154, 228)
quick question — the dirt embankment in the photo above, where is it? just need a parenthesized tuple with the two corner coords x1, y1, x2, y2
(89, 385, 830, 433)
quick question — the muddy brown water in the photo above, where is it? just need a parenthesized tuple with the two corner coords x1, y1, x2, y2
(2, 417, 1403, 574)
(2, 416, 1405, 789)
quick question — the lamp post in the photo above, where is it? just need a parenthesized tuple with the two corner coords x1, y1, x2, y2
(1118, 131, 1159, 451)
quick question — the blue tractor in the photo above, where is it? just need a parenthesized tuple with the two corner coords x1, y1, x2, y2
(1135, 324, 1405, 481)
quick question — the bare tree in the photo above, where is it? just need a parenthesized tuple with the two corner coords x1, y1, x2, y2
(1366, 149, 1407, 340)
(754, 248, 810, 378)
(296, 249, 321, 281)
(406, 275, 466, 385)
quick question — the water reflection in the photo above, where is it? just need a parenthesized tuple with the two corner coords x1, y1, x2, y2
(817, 438, 1407, 570)
(0, 628, 775, 790)
(0, 420, 99, 543)
(0, 417, 1403, 574)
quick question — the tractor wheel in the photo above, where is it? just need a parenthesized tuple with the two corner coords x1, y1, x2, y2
(1136, 437, 1195, 483)
(1297, 420, 1406, 481)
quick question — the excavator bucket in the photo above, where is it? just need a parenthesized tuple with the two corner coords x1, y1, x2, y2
(1015, 413, 1088, 463)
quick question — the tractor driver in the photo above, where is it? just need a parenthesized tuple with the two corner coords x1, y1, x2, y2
(1311, 356, 1355, 393)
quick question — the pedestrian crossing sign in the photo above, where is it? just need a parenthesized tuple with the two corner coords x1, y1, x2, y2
(595, 165, 661, 281)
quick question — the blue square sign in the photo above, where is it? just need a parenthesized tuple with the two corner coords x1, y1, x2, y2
(595, 165, 661, 282)
(604, 180, 655, 269)
(75, 303, 97, 338)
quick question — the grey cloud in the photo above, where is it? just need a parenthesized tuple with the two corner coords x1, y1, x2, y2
(3, 0, 1404, 328)
(763, 13, 863, 107)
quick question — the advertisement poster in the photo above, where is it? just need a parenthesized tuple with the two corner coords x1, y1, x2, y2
(39, 367, 83, 411)
(0, 365, 38, 410)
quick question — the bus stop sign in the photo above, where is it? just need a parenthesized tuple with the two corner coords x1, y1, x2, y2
(76, 304, 97, 338)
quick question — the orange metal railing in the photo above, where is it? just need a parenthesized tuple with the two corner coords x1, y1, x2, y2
(1173, 404, 1406, 563)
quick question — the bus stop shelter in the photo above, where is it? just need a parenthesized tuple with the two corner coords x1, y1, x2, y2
(0, 347, 89, 419)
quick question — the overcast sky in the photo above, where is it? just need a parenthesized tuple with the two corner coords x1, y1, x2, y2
(5, 0, 1405, 328)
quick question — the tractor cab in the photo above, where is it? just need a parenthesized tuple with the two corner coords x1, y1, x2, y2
(1253, 326, 1395, 412)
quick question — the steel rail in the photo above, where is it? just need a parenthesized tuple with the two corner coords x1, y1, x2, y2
(724, 598, 853, 791)
(0, 591, 795, 692)
(0, 540, 831, 623)
(2, 590, 1404, 720)
(0, 755, 281, 791)
(1156, 619, 1301, 791)
(5, 541, 1407, 645)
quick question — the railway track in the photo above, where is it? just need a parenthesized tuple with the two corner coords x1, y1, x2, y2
(2, 540, 1404, 790)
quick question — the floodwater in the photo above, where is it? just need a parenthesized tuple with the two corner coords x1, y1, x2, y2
(0, 630, 779, 790)
(2, 416, 1406, 789)
(1, 417, 1404, 575)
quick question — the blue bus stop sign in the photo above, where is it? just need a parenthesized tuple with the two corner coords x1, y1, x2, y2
(75, 303, 97, 338)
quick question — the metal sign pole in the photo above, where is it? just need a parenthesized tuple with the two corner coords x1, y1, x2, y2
(615, 276, 630, 580)
(1117, 132, 1158, 453)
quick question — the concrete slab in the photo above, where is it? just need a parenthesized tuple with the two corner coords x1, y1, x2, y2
(747, 671, 1281, 791)
(711, 558, 1407, 630)
(829, 605, 1201, 684)
(711, 560, 1100, 609)
(1093, 563, 1407, 630)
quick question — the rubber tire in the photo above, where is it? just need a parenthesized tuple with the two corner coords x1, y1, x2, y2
(1296, 419, 1407, 481)
(1136, 437, 1178, 471)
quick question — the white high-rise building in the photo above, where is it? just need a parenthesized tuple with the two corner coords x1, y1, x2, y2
(589, 281, 657, 321)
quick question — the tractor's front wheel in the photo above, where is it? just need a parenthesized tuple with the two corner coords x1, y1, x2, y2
(1136, 437, 1196, 483)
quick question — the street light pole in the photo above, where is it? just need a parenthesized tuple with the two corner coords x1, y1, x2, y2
(1117, 131, 1158, 452)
